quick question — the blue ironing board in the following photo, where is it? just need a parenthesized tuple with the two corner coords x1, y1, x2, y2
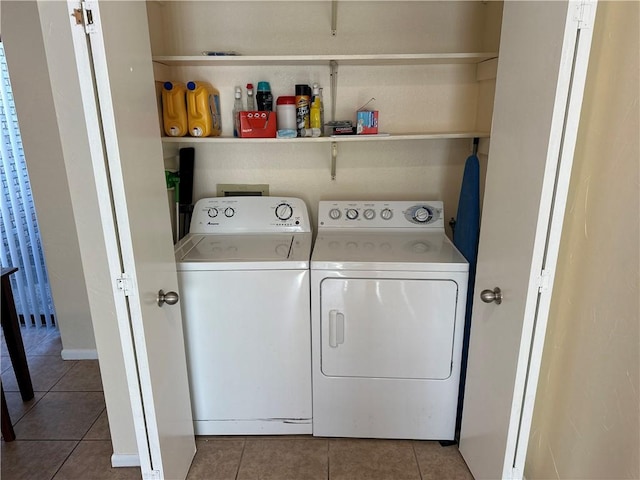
(453, 151, 480, 441)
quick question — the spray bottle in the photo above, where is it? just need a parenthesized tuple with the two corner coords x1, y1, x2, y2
(233, 86, 244, 137)
(310, 83, 325, 136)
(246, 83, 256, 111)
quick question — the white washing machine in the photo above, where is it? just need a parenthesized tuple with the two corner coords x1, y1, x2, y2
(175, 196, 312, 435)
(311, 200, 469, 440)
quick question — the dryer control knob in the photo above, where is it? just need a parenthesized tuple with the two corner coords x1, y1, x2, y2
(207, 208, 219, 218)
(328, 208, 341, 220)
(413, 207, 433, 223)
(275, 203, 293, 221)
(380, 208, 393, 220)
(363, 208, 376, 220)
(346, 208, 359, 220)
(224, 207, 235, 218)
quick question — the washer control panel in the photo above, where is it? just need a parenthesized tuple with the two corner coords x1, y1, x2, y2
(318, 201, 444, 230)
(190, 197, 311, 234)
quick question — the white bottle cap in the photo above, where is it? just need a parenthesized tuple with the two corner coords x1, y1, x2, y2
(235, 86, 242, 99)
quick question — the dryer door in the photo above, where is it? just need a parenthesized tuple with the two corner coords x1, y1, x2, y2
(320, 278, 459, 379)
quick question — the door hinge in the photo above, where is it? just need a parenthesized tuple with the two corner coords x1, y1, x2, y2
(116, 273, 132, 297)
(538, 269, 551, 293)
(573, 1, 594, 30)
(72, 1, 97, 35)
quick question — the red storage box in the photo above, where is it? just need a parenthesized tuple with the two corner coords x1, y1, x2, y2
(239, 111, 277, 138)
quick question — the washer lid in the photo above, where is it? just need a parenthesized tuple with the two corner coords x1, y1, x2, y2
(311, 232, 469, 272)
(176, 233, 311, 270)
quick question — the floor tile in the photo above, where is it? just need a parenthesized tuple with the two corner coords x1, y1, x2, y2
(13, 391, 105, 440)
(1, 355, 76, 392)
(0, 439, 77, 480)
(52, 440, 141, 480)
(329, 438, 422, 480)
(52, 360, 103, 392)
(237, 437, 328, 480)
(16, 326, 58, 352)
(413, 441, 474, 480)
(1, 355, 11, 373)
(84, 409, 111, 440)
(186, 438, 244, 479)
(3, 390, 45, 425)
(27, 332, 62, 356)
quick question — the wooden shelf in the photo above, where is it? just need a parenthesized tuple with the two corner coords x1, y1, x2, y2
(152, 53, 498, 67)
(161, 132, 490, 144)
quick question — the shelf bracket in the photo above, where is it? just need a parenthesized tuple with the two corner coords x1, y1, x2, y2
(331, 1, 338, 36)
(330, 60, 338, 122)
(331, 142, 338, 180)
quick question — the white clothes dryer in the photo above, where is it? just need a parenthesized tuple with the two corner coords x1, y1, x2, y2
(175, 196, 312, 435)
(311, 201, 469, 440)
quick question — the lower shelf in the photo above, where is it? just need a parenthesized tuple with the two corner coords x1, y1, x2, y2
(160, 131, 490, 144)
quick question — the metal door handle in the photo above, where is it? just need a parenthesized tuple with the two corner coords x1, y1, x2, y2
(480, 287, 502, 305)
(157, 290, 179, 307)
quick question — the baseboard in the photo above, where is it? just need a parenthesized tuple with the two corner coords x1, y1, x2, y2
(60, 348, 99, 360)
(111, 453, 141, 468)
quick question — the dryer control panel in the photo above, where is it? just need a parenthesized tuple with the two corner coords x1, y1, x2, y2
(318, 201, 444, 230)
(190, 197, 312, 233)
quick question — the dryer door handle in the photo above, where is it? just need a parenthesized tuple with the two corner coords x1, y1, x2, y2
(329, 310, 345, 348)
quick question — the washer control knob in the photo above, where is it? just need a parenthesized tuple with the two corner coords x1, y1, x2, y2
(346, 208, 359, 220)
(380, 208, 393, 220)
(207, 208, 218, 218)
(224, 207, 235, 218)
(413, 206, 433, 223)
(328, 208, 341, 220)
(363, 208, 376, 220)
(275, 203, 293, 221)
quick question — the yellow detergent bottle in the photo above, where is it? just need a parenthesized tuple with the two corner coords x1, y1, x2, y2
(161, 81, 188, 137)
(186, 81, 222, 137)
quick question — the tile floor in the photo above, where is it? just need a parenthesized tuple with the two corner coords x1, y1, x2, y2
(1, 326, 475, 480)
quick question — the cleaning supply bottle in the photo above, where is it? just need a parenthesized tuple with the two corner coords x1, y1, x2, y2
(246, 83, 256, 111)
(310, 83, 324, 135)
(186, 81, 222, 137)
(161, 81, 188, 137)
(233, 86, 244, 137)
(256, 81, 273, 111)
(295, 84, 311, 136)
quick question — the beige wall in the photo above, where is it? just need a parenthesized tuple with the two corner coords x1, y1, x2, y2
(1, 0, 138, 457)
(525, 2, 640, 479)
(150, 1, 503, 234)
(1, 1, 96, 356)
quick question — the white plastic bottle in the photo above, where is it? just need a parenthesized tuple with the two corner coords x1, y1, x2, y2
(233, 86, 244, 137)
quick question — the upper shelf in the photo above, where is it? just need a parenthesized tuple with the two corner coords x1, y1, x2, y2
(152, 53, 498, 67)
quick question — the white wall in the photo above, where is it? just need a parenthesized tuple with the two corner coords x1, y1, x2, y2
(1, 0, 138, 458)
(525, 2, 640, 478)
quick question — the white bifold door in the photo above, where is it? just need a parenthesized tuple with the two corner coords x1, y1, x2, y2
(64, 1, 197, 479)
(458, 2, 597, 479)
